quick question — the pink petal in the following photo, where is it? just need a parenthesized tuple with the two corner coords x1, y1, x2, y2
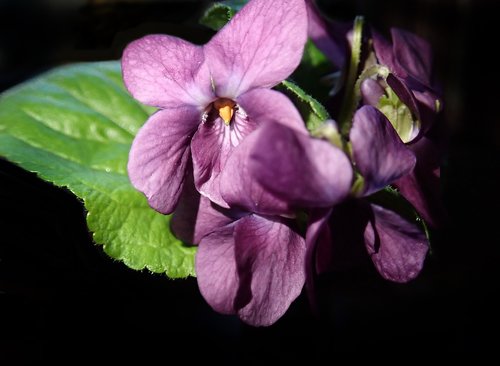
(127, 107, 199, 214)
(204, 0, 307, 97)
(122, 34, 213, 108)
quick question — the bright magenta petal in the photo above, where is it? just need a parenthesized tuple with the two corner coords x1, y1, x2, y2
(122, 34, 213, 108)
(350, 106, 416, 196)
(127, 108, 199, 214)
(364, 203, 429, 282)
(204, 0, 307, 97)
(234, 215, 306, 326)
(196, 223, 241, 315)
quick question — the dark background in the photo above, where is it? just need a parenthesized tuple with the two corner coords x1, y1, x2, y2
(0, 0, 498, 362)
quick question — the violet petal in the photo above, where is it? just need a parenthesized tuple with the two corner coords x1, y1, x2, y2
(191, 109, 259, 208)
(237, 88, 307, 133)
(250, 122, 353, 207)
(350, 106, 416, 196)
(234, 215, 306, 326)
(220, 126, 294, 216)
(364, 203, 429, 282)
(361, 78, 385, 106)
(204, 0, 307, 97)
(304, 208, 332, 313)
(305, 0, 348, 69)
(122, 34, 213, 108)
(127, 107, 199, 214)
(391, 27, 433, 86)
(171, 173, 234, 244)
(196, 222, 241, 315)
(394, 136, 446, 228)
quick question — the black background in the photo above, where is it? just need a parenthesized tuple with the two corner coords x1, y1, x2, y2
(0, 0, 498, 362)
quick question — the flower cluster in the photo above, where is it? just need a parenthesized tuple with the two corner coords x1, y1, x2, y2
(122, 0, 444, 326)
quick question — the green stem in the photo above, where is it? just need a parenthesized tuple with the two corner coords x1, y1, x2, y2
(338, 16, 364, 136)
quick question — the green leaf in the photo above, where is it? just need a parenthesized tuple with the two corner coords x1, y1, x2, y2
(199, 1, 249, 31)
(276, 80, 330, 132)
(199, 3, 235, 31)
(0, 61, 196, 278)
(378, 87, 419, 143)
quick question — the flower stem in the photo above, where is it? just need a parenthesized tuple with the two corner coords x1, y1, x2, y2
(338, 16, 364, 137)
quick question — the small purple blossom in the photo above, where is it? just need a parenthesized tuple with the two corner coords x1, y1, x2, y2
(308, 106, 428, 283)
(245, 106, 429, 286)
(369, 27, 442, 139)
(368, 28, 446, 227)
(122, 0, 308, 213)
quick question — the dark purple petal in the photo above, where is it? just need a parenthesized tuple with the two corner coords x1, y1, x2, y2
(385, 74, 422, 142)
(386, 74, 421, 120)
(220, 127, 294, 216)
(237, 88, 307, 133)
(305, 0, 348, 69)
(394, 136, 446, 228)
(234, 215, 306, 326)
(204, 0, 307, 97)
(127, 107, 199, 214)
(122, 35, 213, 108)
(250, 122, 353, 208)
(372, 29, 398, 73)
(391, 28, 433, 86)
(364, 203, 429, 282)
(196, 223, 241, 315)
(350, 106, 416, 196)
(304, 208, 331, 313)
(361, 78, 385, 106)
(191, 108, 259, 207)
(171, 174, 234, 244)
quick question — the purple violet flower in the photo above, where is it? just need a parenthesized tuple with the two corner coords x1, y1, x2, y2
(367, 28, 446, 227)
(122, 0, 308, 213)
(169, 169, 307, 327)
(169, 115, 354, 326)
(245, 106, 429, 285)
(368, 27, 442, 140)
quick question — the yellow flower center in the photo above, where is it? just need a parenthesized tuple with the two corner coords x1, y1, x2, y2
(214, 98, 236, 125)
